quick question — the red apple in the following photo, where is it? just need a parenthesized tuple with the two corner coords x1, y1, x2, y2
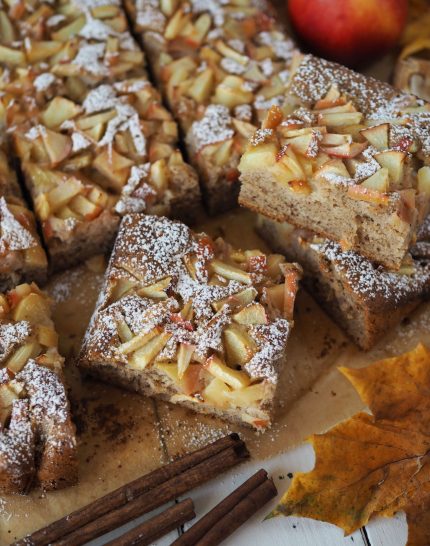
(288, 0, 408, 67)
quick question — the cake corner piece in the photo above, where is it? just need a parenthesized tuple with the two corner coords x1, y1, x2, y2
(0, 282, 77, 494)
(79, 213, 302, 430)
(0, 144, 48, 291)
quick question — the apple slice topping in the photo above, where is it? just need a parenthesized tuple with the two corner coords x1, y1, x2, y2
(241, 82, 423, 205)
(360, 124, 389, 150)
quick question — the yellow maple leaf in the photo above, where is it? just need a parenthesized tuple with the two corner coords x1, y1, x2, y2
(271, 343, 430, 546)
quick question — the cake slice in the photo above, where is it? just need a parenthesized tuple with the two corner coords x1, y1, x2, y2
(0, 282, 77, 493)
(79, 214, 302, 429)
(258, 215, 430, 350)
(0, 142, 47, 292)
(12, 79, 200, 270)
(239, 54, 430, 270)
(0, 0, 145, 97)
(124, 0, 297, 213)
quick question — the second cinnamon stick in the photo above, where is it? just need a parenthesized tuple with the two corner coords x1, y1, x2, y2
(105, 498, 195, 546)
(197, 478, 277, 546)
(172, 469, 270, 546)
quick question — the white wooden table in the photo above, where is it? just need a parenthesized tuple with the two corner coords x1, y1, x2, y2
(90, 442, 407, 546)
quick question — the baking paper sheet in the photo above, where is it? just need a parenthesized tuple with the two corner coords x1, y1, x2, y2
(2, 209, 429, 544)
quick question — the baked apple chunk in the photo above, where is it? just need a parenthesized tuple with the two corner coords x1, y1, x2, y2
(12, 79, 200, 270)
(0, 143, 47, 291)
(0, 282, 77, 493)
(239, 54, 430, 270)
(79, 214, 302, 430)
(124, 0, 298, 213)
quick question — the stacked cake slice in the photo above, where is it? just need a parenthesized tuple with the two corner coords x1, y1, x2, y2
(124, 0, 298, 213)
(239, 54, 430, 348)
(258, 216, 430, 349)
(79, 214, 301, 429)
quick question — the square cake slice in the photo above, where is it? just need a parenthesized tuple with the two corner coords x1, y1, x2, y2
(239, 54, 430, 270)
(0, 143, 48, 292)
(12, 79, 200, 270)
(79, 214, 302, 429)
(0, 0, 146, 96)
(0, 282, 77, 493)
(258, 215, 430, 350)
(124, 0, 297, 214)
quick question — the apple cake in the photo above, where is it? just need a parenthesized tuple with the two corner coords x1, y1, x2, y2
(0, 143, 48, 292)
(258, 215, 430, 350)
(0, 0, 146, 97)
(239, 54, 430, 270)
(124, 0, 298, 213)
(0, 282, 77, 493)
(79, 214, 302, 429)
(12, 79, 201, 270)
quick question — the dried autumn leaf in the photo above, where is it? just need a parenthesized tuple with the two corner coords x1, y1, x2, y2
(271, 343, 430, 546)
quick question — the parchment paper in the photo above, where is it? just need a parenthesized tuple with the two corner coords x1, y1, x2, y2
(2, 209, 429, 544)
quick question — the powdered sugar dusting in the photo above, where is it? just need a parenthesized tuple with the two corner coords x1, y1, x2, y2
(290, 55, 430, 155)
(246, 320, 290, 382)
(0, 400, 34, 468)
(0, 321, 32, 362)
(187, 105, 234, 152)
(18, 359, 69, 424)
(83, 85, 147, 155)
(73, 42, 109, 76)
(317, 239, 430, 305)
(0, 197, 36, 253)
(0, 290, 75, 484)
(71, 132, 91, 153)
(115, 164, 155, 215)
(33, 73, 57, 92)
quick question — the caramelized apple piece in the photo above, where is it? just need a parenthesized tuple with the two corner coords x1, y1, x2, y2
(129, 332, 172, 370)
(206, 355, 251, 389)
(223, 324, 257, 366)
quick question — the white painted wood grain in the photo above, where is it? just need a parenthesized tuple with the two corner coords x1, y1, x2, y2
(365, 513, 408, 546)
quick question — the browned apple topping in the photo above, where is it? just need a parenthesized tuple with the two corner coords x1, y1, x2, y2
(0, 0, 145, 94)
(12, 79, 200, 268)
(239, 55, 430, 269)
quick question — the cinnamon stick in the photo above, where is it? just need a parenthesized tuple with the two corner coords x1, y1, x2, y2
(172, 469, 270, 546)
(54, 442, 248, 546)
(174, 470, 277, 546)
(105, 498, 195, 546)
(14, 434, 246, 546)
